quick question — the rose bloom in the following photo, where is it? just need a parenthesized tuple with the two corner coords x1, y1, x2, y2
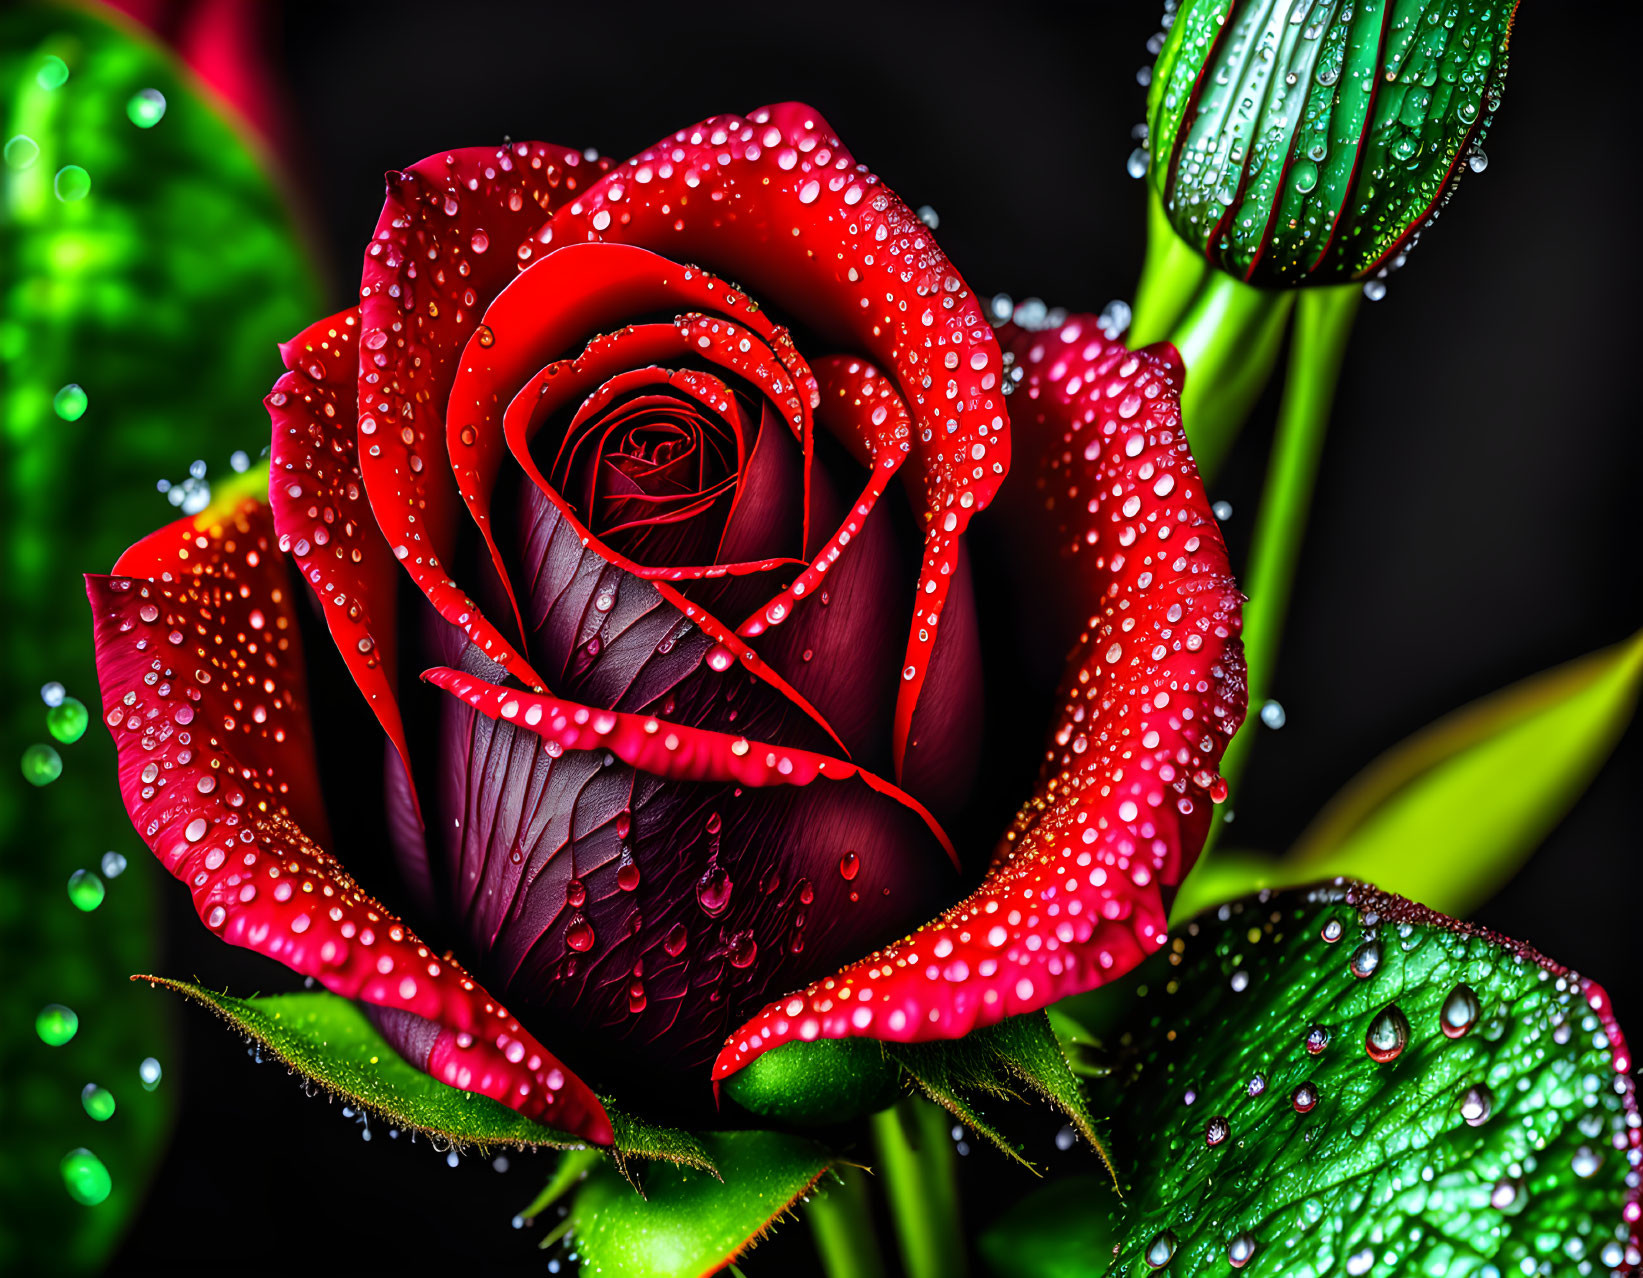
(88, 103, 1244, 1141)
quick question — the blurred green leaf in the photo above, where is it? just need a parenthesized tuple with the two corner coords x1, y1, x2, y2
(0, 3, 320, 1270)
(565, 1130, 830, 1278)
(1175, 631, 1643, 921)
(979, 1175, 1117, 1278)
(1096, 882, 1637, 1275)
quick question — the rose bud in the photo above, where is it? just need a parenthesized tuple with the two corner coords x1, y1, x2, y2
(1144, 0, 1518, 288)
(87, 105, 1244, 1138)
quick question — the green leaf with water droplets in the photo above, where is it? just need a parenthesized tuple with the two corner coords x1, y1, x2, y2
(1092, 882, 1638, 1275)
(1147, 0, 1517, 286)
(1, 4, 320, 1271)
(1174, 631, 1643, 922)
(563, 1130, 830, 1278)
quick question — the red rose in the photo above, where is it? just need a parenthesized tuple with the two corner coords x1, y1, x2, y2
(87, 103, 1244, 1141)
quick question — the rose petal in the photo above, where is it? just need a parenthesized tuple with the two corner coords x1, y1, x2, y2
(713, 321, 1245, 1079)
(88, 487, 609, 1140)
(543, 103, 1011, 778)
(358, 142, 608, 687)
(267, 307, 416, 816)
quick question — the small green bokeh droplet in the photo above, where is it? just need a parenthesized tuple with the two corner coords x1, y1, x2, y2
(36, 55, 69, 91)
(138, 1056, 162, 1090)
(53, 383, 88, 421)
(81, 1084, 117, 1122)
(67, 869, 105, 912)
(60, 1149, 112, 1206)
(4, 133, 39, 169)
(54, 164, 91, 201)
(47, 696, 89, 743)
(36, 1003, 79, 1046)
(21, 743, 63, 786)
(126, 88, 167, 128)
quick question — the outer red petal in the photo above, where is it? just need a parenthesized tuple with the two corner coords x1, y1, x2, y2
(540, 103, 1009, 777)
(267, 308, 416, 811)
(713, 322, 1245, 1079)
(357, 142, 609, 687)
(89, 487, 609, 1142)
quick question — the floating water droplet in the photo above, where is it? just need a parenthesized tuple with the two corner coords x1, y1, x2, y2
(915, 204, 940, 229)
(696, 865, 732, 916)
(1439, 983, 1479, 1038)
(1291, 1081, 1317, 1113)
(126, 88, 167, 128)
(47, 696, 89, 743)
(138, 1056, 162, 1090)
(1212, 499, 1233, 521)
(1467, 149, 1488, 173)
(81, 1084, 116, 1121)
(54, 165, 91, 201)
(1054, 1125, 1076, 1151)
(36, 55, 69, 91)
(1460, 1083, 1493, 1126)
(1205, 1114, 1230, 1146)
(1362, 279, 1387, 301)
(1145, 1230, 1178, 1268)
(37, 1004, 78, 1046)
(838, 850, 859, 881)
(21, 743, 63, 786)
(60, 1149, 111, 1205)
(230, 450, 251, 473)
(53, 384, 88, 421)
(446, 1150, 461, 1168)
(1228, 1232, 1258, 1268)
(40, 681, 65, 707)
(1350, 939, 1381, 979)
(67, 869, 105, 912)
(101, 851, 128, 879)
(1365, 1004, 1410, 1063)
(1259, 699, 1286, 730)
(1126, 147, 1150, 179)
(4, 134, 39, 169)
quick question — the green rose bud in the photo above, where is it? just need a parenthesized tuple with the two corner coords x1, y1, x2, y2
(1146, 0, 1517, 288)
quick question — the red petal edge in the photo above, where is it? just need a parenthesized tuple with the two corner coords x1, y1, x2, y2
(713, 321, 1245, 1078)
(541, 103, 1010, 777)
(89, 483, 610, 1142)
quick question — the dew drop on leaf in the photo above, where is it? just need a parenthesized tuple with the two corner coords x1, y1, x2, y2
(60, 1149, 111, 1205)
(1440, 983, 1480, 1038)
(138, 1057, 162, 1090)
(1365, 1004, 1410, 1063)
(126, 88, 167, 127)
(67, 869, 105, 912)
(36, 1004, 78, 1046)
(47, 696, 89, 742)
(81, 1084, 116, 1121)
(53, 383, 88, 421)
(21, 743, 62, 786)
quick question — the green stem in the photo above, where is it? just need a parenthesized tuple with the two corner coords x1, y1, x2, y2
(1214, 284, 1361, 810)
(871, 1099, 967, 1278)
(1129, 187, 1210, 346)
(808, 1165, 888, 1278)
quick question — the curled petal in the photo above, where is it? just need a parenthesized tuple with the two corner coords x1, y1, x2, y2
(358, 142, 607, 684)
(267, 307, 415, 809)
(89, 484, 609, 1141)
(544, 103, 1010, 776)
(714, 321, 1245, 1079)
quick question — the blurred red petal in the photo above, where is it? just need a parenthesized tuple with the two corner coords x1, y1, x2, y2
(713, 321, 1245, 1079)
(89, 487, 608, 1141)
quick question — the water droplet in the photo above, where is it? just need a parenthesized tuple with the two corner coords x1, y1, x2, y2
(36, 55, 69, 91)
(1246, 1073, 1267, 1098)
(1490, 1175, 1525, 1211)
(696, 865, 732, 916)
(838, 850, 860, 881)
(1228, 1232, 1258, 1268)
(1365, 1004, 1410, 1063)
(1304, 1024, 1330, 1054)
(40, 681, 66, 707)
(81, 1084, 116, 1121)
(60, 1149, 111, 1205)
(1212, 499, 1233, 521)
(54, 165, 91, 202)
(565, 915, 595, 952)
(139, 1056, 163, 1090)
(36, 1004, 78, 1046)
(1291, 1082, 1317, 1113)
(126, 88, 167, 128)
(1362, 279, 1387, 302)
(1126, 147, 1150, 180)
(727, 931, 758, 968)
(1054, 1125, 1076, 1151)
(4, 134, 39, 170)
(1460, 1083, 1493, 1126)
(21, 743, 63, 786)
(1572, 1145, 1602, 1178)
(230, 449, 251, 473)
(663, 923, 688, 956)
(616, 856, 641, 892)
(67, 869, 105, 912)
(1320, 918, 1343, 943)
(1259, 699, 1286, 729)
(1345, 1248, 1374, 1276)
(1205, 1114, 1230, 1146)
(1439, 984, 1479, 1038)
(475, 323, 495, 347)
(915, 204, 940, 229)
(101, 851, 128, 879)
(1292, 160, 1319, 193)
(565, 878, 587, 909)
(1350, 939, 1381, 979)
(47, 696, 89, 743)
(53, 383, 88, 421)
(1468, 149, 1488, 173)
(1145, 1230, 1178, 1268)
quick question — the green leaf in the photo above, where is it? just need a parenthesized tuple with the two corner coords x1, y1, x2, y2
(564, 1130, 830, 1278)
(1147, 0, 1517, 286)
(722, 1037, 904, 1127)
(140, 978, 587, 1150)
(0, 4, 320, 1271)
(1174, 631, 1643, 921)
(1093, 882, 1638, 1275)
(979, 1176, 1119, 1278)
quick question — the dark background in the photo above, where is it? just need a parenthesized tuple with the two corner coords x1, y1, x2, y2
(112, 1, 1641, 1272)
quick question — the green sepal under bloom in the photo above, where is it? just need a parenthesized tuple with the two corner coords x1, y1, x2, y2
(1146, 0, 1517, 287)
(722, 1037, 904, 1127)
(1086, 882, 1639, 1275)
